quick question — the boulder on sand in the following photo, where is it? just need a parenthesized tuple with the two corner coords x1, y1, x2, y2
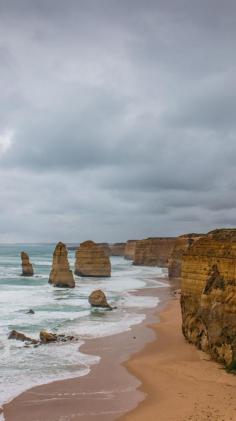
(49, 242, 75, 288)
(21, 251, 34, 276)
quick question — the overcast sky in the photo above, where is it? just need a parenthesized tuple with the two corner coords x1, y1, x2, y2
(0, 0, 235, 242)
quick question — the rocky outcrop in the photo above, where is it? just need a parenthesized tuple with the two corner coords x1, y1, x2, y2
(181, 229, 236, 369)
(8, 329, 75, 345)
(40, 331, 58, 343)
(88, 289, 112, 309)
(49, 242, 75, 288)
(8, 330, 38, 344)
(109, 242, 126, 256)
(133, 237, 176, 267)
(124, 240, 137, 260)
(21, 252, 34, 276)
(168, 234, 204, 279)
(75, 240, 111, 277)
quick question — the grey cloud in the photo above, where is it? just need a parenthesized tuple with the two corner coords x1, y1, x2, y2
(0, 0, 236, 241)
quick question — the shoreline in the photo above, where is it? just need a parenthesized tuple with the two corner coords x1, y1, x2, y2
(119, 294, 236, 421)
(3, 282, 171, 421)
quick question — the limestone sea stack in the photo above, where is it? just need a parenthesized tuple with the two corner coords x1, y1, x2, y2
(21, 252, 34, 276)
(49, 242, 75, 288)
(133, 237, 176, 267)
(75, 240, 111, 277)
(124, 240, 137, 260)
(181, 229, 236, 369)
(168, 233, 203, 279)
(88, 289, 111, 309)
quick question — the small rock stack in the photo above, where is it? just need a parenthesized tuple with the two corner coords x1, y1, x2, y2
(21, 251, 34, 276)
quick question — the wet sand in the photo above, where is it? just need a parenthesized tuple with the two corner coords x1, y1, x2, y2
(3, 284, 170, 421)
(119, 294, 236, 421)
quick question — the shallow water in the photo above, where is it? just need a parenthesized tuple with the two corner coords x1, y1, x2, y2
(0, 244, 167, 407)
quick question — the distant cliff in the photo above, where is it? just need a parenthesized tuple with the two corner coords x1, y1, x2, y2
(181, 229, 236, 369)
(109, 243, 126, 256)
(168, 233, 204, 279)
(124, 240, 137, 260)
(133, 237, 176, 267)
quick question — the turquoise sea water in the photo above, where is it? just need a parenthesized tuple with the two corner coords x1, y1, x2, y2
(0, 244, 167, 407)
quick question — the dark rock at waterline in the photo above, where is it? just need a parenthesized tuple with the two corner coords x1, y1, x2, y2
(26, 309, 35, 314)
(40, 330, 57, 343)
(21, 251, 34, 276)
(8, 330, 39, 345)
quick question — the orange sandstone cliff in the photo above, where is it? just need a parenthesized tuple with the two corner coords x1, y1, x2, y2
(75, 240, 111, 277)
(109, 242, 126, 256)
(124, 240, 137, 260)
(181, 229, 236, 369)
(168, 233, 204, 279)
(133, 237, 176, 267)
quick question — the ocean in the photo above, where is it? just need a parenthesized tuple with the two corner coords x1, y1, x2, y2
(0, 244, 167, 409)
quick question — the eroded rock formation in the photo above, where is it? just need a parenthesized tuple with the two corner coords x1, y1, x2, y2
(124, 240, 137, 260)
(21, 252, 34, 276)
(181, 229, 236, 369)
(168, 234, 203, 279)
(109, 242, 126, 256)
(49, 242, 75, 288)
(133, 237, 176, 267)
(88, 289, 111, 308)
(8, 330, 38, 344)
(75, 240, 111, 277)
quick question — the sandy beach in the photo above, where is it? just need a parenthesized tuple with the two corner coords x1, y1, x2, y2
(119, 295, 236, 421)
(3, 283, 236, 421)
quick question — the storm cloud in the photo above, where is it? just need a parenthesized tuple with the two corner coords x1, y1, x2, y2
(0, 0, 236, 242)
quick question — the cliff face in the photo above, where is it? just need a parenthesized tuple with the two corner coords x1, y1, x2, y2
(49, 242, 75, 288)
(133, 237, 176, 267)
(124, 240, 137, 260)
(96, 243, 111, 256)
(21, 252, 34, 276)
(75, 240, 111, 277)
(109, 243, 125, 256)
(168, 234, 203, 279)
(181, 229, 236, 369)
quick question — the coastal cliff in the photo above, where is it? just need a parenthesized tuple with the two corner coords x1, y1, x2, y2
(49, 242, 75, 288)
(21, 252, 34, 276)
(109, 243, 125, 256)
(133, 237, 176, 267)
(75, 240, 111, 277)
(181, 229, 236, 369)
(168, 234, 203, 279)
(124, 240, 137, 260)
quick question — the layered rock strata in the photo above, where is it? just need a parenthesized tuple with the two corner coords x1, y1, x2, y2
(75, 240, 111, 277)
(124, 240, 137, 260)
(21, 252, 34, 276)
(168, 234, 203, 279)
(133, 237, 176, 267)
(109, 242, 126, 256)
(96, 243, 111, 256)
(181, 229, 236, 369)
(89, 289, 111, 309)
(49, 242, 75, 288)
